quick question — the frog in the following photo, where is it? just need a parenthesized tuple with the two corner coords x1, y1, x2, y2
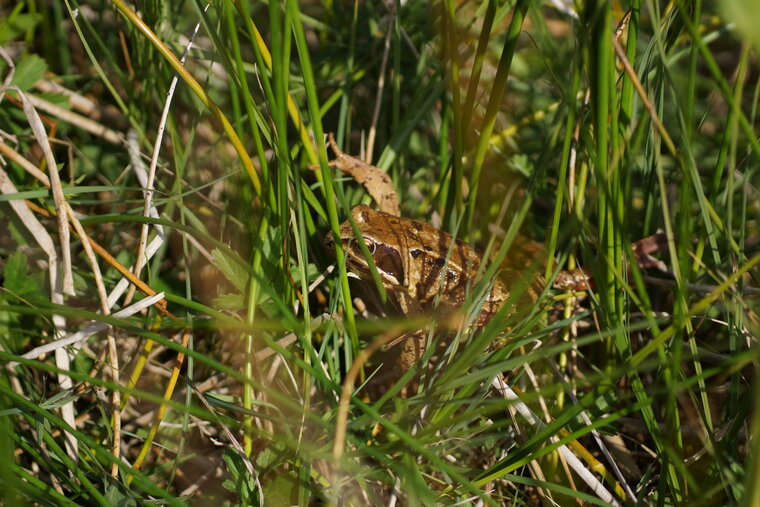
(321, 135, 535, 371)
(326, 204, 510, 326)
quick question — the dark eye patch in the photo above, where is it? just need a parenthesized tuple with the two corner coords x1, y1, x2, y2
(350, 236, 377, 255)
(374, 244, 405, 285)
(410, 249, 422, 258)
(363, 237, 376, 253)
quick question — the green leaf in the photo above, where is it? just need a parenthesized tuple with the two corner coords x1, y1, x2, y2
(0, 6, 41, 45)
(104, 483, 137, 507)
(222, 449, 259, 505)
(10, 54, 47, 93)
(211, 248, 250, 293)
(262, 470, 298, 507)
(2, 251, 45, 301)
(39, 385, 89, 410)
(508, 153, 534, 177)
(213, 293, 245, 311)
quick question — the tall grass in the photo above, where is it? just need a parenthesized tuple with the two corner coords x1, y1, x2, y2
(0, 0, 758, 504)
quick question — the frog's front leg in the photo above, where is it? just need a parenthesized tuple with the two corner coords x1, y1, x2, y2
(382, 289, 430, 371)
(397, 330, 428, 373)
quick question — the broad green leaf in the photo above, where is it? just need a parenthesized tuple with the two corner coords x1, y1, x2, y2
(10, 54, 47, 93)
(2, 251, 45, 301)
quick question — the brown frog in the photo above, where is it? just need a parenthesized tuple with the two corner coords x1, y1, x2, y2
(326, 204, 531, 372)
(321, 134, 541, 372)
(326, 204, 509, 325)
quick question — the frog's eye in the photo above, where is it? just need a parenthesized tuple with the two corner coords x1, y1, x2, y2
(374, 245, 405, 285)
(362, 237, 376, 254)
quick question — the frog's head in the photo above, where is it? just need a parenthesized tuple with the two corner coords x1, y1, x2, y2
(326, 204, 406, 288)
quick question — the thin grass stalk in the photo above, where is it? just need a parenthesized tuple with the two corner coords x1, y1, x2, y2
(616, 1, 640, 374)
(672, 0, 760, 160)
(66, 0, 135, 129)
(232, 0, 317, 165)
(671, 154, 691, 471)
(387, 0, 402, 192)
(684, 0, 700, 135)
(129, 330, 191, 479)
(586, 0, 615, 326)
(548, 62, 582, 411)
(674, 64, 716, 437)
(336, 0, 359, 147)
(544, 69, 581, 279)
(269, 0, 289, 224)
(442, 0, 464, 229)
(111, 0, 262, 195)
(608, 28, 625, 363)
(170, 203, 195, 489)
(461, 0, 496, 132)
(619, 4, 639, 132)
(652, 109, 685, 500)
(289, 0, 359, 351)
(727, 42, 752, 462)
(281, 4, 315, 496)
(365, 5, 393, 163)
(229, 64, 243, 135)
(463, 0, 528, 237)
(705, 43, 750, 238)
(618, 5, 691, 484)
(243, 229, 265, 457)
(392, 0, 401, 139)
(437, 101, 451, 213)
(227, 1, 279, 447)
(224, 0, 272, 199)
(288, 142, 314, 507)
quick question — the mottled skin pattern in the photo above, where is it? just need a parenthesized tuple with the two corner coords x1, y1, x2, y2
(330, 205, 508, 318)
(327, 205, 510, 371)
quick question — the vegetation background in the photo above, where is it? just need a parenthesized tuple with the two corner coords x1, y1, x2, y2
(0, 0, 759, 504)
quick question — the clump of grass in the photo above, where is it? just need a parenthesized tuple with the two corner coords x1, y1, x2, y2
(0, 0, 758, 504)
